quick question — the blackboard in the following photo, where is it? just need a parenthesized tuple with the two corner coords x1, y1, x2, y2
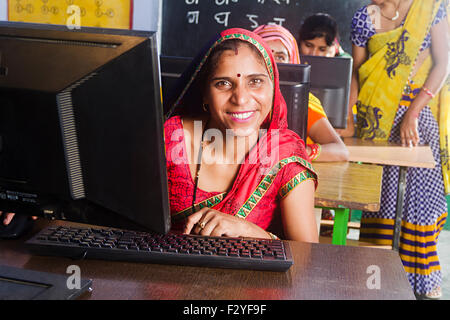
(162, 0, 370, 58)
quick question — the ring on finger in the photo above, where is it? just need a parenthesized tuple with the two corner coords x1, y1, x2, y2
(196, 219, 207, 230)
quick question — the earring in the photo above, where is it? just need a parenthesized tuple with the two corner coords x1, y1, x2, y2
(202, 103, 209, 112)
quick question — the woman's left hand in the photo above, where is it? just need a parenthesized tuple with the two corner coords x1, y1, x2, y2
(183, 207, 270, 238)
(400, 110, 420, 147)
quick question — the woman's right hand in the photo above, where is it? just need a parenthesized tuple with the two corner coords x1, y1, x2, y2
(0, 211, 38, 225)
(0, 211, 16, 225)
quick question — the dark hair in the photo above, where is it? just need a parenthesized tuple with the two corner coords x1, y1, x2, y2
(181, 39, 266, 116)
(299, 13, 338, 47)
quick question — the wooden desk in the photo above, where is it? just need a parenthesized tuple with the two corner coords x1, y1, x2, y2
(343, 138, 436, 250)
(314, 162, 383, 245)
(343, 137, 435, 168)
(0, 220, 415, 300)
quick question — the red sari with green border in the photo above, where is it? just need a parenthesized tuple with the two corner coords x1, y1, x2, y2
(164, 28, 317, 238)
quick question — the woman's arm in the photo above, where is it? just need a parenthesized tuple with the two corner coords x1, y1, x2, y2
(307, 118, 349, 162)
(280, 179, 318, 242)
(183, 178, 318, 242)
(400, 18, 449, 147)
(336, 44, 369, 138)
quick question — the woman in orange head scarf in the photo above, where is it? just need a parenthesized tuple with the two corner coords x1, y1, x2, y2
(254, 24, 348, 162)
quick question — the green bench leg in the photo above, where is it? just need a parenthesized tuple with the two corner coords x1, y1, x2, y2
(332, 208, 349, 245)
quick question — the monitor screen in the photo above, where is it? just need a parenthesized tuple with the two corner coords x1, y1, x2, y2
(299, 55, 353, 129)
(277, 63, 310, 142)
(159, 55, 192, 115)
(160, 56, 310, 141)
(0, 22, 170, 234)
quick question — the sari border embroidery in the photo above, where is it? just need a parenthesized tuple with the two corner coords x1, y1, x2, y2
(235, 156, 316, 219)
(171, 192, 226, 223)
(278, 169, 316, 199)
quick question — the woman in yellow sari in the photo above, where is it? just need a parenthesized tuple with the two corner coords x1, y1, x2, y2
(349, 0, 449, 299)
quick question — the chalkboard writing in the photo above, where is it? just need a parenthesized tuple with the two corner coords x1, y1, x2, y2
(162, 0, 369, 57)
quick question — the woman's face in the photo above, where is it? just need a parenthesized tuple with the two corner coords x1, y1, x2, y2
(299, 37, 335, 57)
(204, 44, 274, 136)
(265, 39, 290, 63)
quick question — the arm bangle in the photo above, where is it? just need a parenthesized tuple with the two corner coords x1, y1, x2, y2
(308, 143, 322, 161)
(422, 86, 435, 99)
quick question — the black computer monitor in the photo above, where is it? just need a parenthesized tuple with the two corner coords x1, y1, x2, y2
(277, 63, 310, 141)
(299, 55, 353, 129)
(160, 56, 310, 141)
(0, 22, 170, 234)
(159, 55, 192, 115)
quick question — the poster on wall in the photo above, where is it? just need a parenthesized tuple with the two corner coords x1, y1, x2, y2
(8, 0, 133, 29)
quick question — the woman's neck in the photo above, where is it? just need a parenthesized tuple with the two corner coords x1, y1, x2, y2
(203, 119, 259, 165)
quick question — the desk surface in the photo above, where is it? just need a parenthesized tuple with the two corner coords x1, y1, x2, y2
(0, 221, 415, 300)
(314, 161, 383, 212)
(343, 137, 435, 168)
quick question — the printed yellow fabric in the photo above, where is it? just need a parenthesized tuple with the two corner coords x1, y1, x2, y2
(357, 0, 448, 193)
(440, 2, 450, 194)
(8, 0, 132, 29)
(356, 0, 440, 140)
(439, 76, 450, 194)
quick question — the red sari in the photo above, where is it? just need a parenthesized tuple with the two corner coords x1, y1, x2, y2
(164, 28, 317, 238)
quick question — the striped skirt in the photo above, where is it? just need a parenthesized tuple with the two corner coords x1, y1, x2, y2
(360, 83, 448, 295)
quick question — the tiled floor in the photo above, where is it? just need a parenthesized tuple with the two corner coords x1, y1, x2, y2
(437, 230, 450, 300)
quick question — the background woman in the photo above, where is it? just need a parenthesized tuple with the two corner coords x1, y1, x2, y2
(348, 0, 449, 299)
(298, 13, 351, 58)
(254, 24, 349, 163)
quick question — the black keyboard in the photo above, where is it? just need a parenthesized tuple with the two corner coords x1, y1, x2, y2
(26, 226, 293, 272)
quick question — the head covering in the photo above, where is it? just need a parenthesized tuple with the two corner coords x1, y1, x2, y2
(167, 27, 288, 131)
(253, 24, 301, 64)
(165, 28, 316, 234)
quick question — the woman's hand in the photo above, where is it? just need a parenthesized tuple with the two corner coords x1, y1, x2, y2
(0, 211, 15, 225)
(183, 207, 270, 239)
(0, 211, 38, 225)
(400, 110, 419, 147)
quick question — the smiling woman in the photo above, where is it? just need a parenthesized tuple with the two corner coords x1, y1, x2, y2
(164, 28, 319, 242)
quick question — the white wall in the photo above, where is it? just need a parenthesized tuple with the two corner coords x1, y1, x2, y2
(0, 0, 7, 21)
(133, 0, 161, 32)
(133, 0, 162, 50)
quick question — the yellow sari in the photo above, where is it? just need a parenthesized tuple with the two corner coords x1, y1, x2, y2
(356, 0, 449, 194)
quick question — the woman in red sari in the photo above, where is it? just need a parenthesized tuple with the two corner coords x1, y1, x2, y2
(164, 28, 318, 242)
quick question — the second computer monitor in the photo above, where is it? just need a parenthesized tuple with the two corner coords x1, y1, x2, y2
(300, 55, 352, 129)
(277, 63, 310, 141)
